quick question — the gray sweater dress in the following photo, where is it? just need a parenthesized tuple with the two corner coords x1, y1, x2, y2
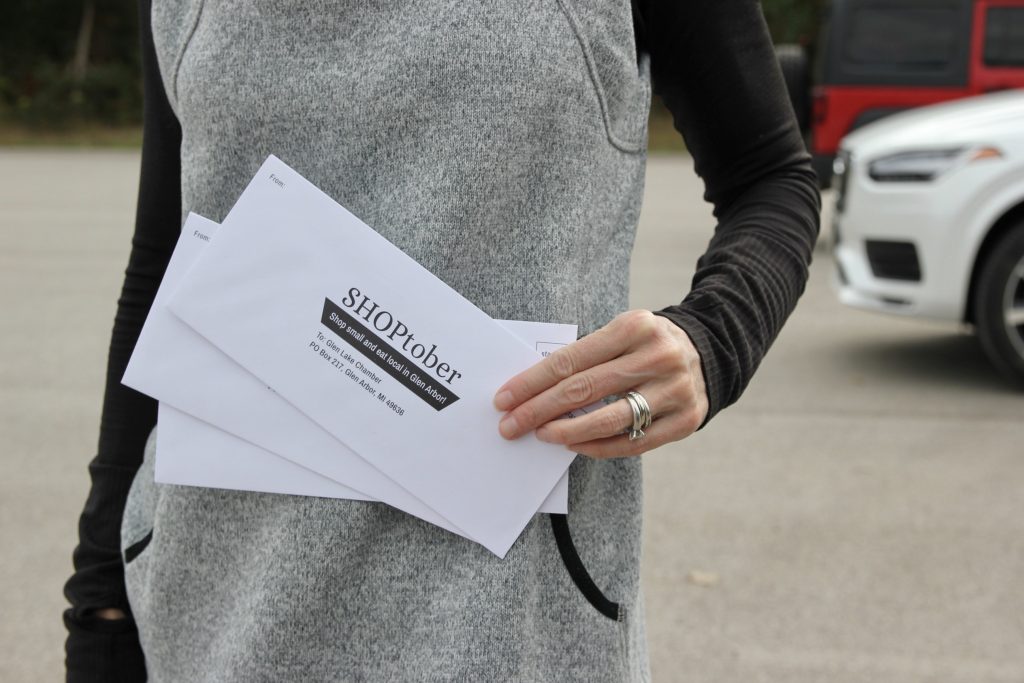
(65, 0, 821, 680)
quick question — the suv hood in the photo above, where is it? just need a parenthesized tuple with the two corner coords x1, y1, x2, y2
(841, 89, 1024, 158)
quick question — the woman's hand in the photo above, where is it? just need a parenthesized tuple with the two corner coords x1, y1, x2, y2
(494, 310, 709, 458)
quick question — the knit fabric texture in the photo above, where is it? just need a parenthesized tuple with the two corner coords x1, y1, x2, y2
(125, 1, 654, 680)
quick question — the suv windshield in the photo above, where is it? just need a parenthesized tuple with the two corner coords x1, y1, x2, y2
(822, 0, 971, 86)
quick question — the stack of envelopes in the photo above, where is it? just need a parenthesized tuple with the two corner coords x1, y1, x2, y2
(123, 155, 586, 558)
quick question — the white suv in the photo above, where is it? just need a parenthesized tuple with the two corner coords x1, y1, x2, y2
(832, 90, 1024, 384)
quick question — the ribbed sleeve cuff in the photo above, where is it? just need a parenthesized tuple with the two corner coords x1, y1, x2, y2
(653, 307, 725, 428)
(64, 609, 146, 683)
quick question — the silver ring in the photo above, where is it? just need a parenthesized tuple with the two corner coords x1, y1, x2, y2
(627, 391, 653, 430)
(624, 393, 642, 439)
(624, 390, 653, 441)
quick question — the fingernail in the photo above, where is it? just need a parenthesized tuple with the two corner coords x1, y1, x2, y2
(535, 428, 555, 444)
(499, 414, 519, 439)
(494, 390, 514, 411)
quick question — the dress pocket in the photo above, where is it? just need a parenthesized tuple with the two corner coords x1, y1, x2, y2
(550, 513, 623, 622)
(150, 0, 206, 110)
(553, 0, 652, 153)
(124, 529, 154, 564)
(121, 426, 160, 564)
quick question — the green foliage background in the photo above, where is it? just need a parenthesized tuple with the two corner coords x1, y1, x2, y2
(761, 0, 828, 44)
(0, 0, 140, 127)
(0, 0, 824, 131)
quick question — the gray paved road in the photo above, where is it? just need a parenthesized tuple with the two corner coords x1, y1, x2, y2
(2, 150, 1022, 682)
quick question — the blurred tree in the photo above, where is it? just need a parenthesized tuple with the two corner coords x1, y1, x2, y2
(0, 0, 829, 131)
(0, 0, 140, 127)
(761, 0, 829, 46)
(69, 0, 97, 83)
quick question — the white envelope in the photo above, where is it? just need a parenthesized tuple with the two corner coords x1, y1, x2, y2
(125, 213, 576, 552)
(125, 214, 572, 541)
(142, 215, 577, 511)
(155, 402, 373, 501)
(166, 157, 576, 557)
(158, 395, 570, 513)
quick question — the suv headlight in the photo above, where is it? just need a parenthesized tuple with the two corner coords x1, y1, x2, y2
(867, 148, 965, 182)
(866, 147, 1003, 183)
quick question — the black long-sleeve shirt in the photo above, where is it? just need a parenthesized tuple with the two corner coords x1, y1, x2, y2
(63, 1, 820, 679)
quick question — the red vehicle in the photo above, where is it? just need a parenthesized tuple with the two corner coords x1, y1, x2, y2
(785, 0, 1024, 186)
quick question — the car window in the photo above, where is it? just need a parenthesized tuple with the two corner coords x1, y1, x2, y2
(824, 1, 971, 86)
(844, 8, 959, 70)
(984, 7, 1024, 67)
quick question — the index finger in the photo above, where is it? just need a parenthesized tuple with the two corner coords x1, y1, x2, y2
(494, 325, 628, 411)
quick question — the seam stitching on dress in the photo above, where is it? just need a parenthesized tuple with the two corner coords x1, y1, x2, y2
(553, 0, 644, 153)
(171, 0, 206, 104)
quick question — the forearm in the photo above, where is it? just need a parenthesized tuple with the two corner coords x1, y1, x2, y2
(655, 166, 819, 421)
(640, 0, 821, 422)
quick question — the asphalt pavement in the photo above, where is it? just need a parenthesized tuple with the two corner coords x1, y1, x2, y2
(1, 149, 1022, 682)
